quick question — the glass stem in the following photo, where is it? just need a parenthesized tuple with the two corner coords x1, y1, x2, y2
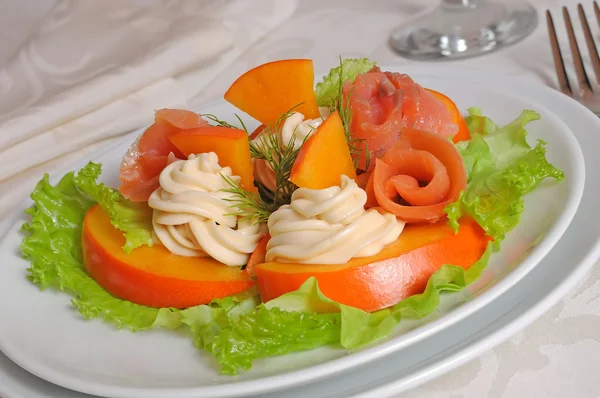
(441, 0, 479, 8)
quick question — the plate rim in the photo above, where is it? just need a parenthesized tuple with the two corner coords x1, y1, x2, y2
(0, 65, 590, 398)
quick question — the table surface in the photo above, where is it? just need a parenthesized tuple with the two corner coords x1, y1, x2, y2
(2, 1, 600, 397)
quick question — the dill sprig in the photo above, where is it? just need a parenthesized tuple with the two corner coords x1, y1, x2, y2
(220, 105, 307, 224)
(220, 174, 273, 225)
(327, 56, 370, 170)
(203, 113, 249, 135)
(249, 106, 306, 206)
(216, 56, 375, 224)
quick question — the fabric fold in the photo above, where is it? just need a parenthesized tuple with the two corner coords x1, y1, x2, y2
(0, 0, 298, 188)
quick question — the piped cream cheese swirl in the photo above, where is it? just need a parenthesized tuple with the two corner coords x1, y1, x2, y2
(266, 175, 405, 264)
(148, 152, 266, 266)
(279, 111, 323, 149)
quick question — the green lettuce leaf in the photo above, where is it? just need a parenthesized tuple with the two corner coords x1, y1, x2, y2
(463, 106, 499, 136)
(21, 163, 170, 330)
(315, 58, 376, 106)
(73, 162, 153, 253)
(191, 243, 492, 374)
(21, 161, 496, 375)
(21, 163, 260, 333)
(200, 305, 341, 375)
(446, 109, 564, 243)
(21, 163, 494, 374)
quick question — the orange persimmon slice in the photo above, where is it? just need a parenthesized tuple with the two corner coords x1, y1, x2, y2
(255, 218, 489, 312)
(245, 234, 270, 278)
(426, 89, 470, 143)
(224, 59, 320, 125)
(82, 204, 255, 308)
(289, 111, 357, 189)
(169, 126, 257, 193)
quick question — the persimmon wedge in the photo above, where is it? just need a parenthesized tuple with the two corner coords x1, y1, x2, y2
(249, 124, 267, 140)
(82, 204, 255, 308)
(426, 89, 470, 143)
(256, 218, 489, 312)
(169, 126, 257, 193)
(224, 59, 321, 125)
(290, 111, 357, 189)
(246, 234, 270, 278)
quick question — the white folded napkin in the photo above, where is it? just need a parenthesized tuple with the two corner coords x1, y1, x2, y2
(0, 0, 297, 219)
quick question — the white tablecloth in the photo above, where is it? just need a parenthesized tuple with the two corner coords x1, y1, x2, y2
(2, 1, 600, 397)
(0, 0, 297, 220)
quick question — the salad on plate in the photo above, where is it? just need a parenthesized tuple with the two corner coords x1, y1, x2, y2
(20, 58, 564, 375)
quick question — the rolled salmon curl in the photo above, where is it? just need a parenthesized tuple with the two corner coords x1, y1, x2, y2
(119, 109, 210, 202)
(383, 69, 457, 139)
(364, 128, 467, 223)
(344, 66, 456, 171)
(253, 158, 277, 193)
(248, 124, 277, 193)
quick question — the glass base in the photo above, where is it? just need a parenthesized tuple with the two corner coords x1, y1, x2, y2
(389, 1, 538, 61)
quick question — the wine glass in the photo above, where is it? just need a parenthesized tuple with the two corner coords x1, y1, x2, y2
(389, 0, 538, 60)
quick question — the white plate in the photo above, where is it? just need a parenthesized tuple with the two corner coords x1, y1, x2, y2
(0, 66, 586, 398)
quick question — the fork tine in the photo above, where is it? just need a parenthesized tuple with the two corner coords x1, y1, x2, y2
(563, 6, 593, 95)
(578, 4, 600, 85)
(547, 10, 573, 95)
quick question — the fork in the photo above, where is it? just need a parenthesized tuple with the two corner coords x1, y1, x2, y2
(547, 2, 600, 115)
